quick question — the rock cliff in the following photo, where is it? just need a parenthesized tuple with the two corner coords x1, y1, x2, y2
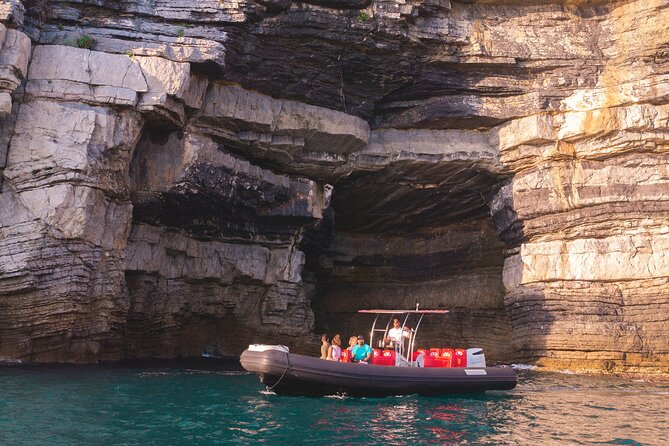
(0, 0, 667, 374)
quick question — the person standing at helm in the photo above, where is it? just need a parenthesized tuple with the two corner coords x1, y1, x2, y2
(387, 318, 412, 345)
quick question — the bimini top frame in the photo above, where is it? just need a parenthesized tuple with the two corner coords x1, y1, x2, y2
(359, 308, 450, 367)
(358, 310, 450, 314)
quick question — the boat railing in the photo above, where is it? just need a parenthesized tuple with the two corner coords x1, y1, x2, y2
(360, 307, 449, 368)
(408, 313, 425, 365)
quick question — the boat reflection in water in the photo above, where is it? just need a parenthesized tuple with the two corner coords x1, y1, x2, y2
(368, 403, 419, 444)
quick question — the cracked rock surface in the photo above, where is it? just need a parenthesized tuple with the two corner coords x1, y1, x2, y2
(0, 0, 667, 374)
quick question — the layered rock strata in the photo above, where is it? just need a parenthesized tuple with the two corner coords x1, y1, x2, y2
(0, 0, 666, 374)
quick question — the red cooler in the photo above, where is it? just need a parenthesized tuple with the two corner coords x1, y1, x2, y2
(381, 349, 396, 366)
(454, 348, 467, 367)
(438, 349, 453, 368)
(424, 348, 444, 368)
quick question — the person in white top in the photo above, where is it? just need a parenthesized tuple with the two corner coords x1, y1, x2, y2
(386, 318, 412, 347)
(327, 334, 342, 361)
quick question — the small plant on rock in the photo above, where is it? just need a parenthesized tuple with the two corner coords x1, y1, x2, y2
(357, 12, 371, 22)
(125, 50, 134, 57)
(176, 28, 185, 37)
(76, 34, 96, 49)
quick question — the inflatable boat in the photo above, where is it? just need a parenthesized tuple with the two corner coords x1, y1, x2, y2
(240, 309, 517, 397)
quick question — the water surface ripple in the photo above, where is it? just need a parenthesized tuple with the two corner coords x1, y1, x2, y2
(1, 364, 667, 445)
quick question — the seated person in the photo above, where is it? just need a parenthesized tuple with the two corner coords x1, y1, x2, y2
(379, 336, 394, 348)
(351, 335, 373, 363)
(347, 336, 358, 352)
(327, 334, 342, 361)
(320, 334, 330, 360)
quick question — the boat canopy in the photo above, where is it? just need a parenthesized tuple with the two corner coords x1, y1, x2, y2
(358, 310, 449, 314)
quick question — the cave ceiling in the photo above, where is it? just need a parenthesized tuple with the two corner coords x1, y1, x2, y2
(330, 161, 500, 233)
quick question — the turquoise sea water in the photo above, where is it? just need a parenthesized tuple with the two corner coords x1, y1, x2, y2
(1, 362, 668, 445)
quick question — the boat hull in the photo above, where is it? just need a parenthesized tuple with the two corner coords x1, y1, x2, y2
(240, 349, 517, 397)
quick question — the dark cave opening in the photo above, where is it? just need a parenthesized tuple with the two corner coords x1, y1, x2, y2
(303, 163, 514, 361)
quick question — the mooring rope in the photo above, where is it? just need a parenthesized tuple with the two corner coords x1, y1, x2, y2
(267, 349, 291, 392)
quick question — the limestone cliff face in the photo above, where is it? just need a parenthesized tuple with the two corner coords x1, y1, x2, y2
(0, 0, 667, 374)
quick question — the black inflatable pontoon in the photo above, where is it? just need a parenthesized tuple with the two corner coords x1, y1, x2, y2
(240, 347, 517, 397)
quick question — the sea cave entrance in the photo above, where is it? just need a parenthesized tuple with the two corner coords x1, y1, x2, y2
(303, 161, 514, 361)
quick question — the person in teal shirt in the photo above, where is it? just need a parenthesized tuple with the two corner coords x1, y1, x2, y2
(351, 335, 373, 363)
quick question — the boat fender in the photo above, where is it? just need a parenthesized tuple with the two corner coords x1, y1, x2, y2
(416, 353, 425, 367)
(248, 344, 289, 353)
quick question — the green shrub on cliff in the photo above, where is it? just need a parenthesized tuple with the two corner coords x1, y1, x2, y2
(357, 12, 371, 22)
(76, 34, 96, 49)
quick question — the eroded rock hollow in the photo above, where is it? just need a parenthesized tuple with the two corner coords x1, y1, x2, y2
(0, 0, 667, 374)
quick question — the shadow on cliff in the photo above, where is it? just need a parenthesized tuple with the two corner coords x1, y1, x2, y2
(488, 179, 555, 366)
(502, 285, 555, 366)
(302, 207, 520, 363)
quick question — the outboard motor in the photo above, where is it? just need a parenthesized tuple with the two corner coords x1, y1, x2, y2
(466, 348, 486, 368)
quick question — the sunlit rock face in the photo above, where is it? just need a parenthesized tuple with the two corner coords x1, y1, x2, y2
(0, 0, 667, 373)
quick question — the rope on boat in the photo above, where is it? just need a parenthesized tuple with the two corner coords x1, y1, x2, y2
(267, 349, 291, 392)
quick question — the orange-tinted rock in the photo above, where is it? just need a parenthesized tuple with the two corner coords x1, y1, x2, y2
(0, 0, 667, 376)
